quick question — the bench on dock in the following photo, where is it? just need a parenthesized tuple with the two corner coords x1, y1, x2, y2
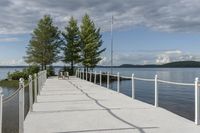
(58, 71, 69, 79)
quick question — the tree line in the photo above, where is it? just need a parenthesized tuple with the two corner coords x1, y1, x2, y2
(25, 14, 105, 74)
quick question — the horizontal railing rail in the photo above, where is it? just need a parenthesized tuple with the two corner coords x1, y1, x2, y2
(76, 69, 200, 125)
(158, 79, 195, 86)
(2, 83, 27, 104)
(134, 77, 155, 82)
(0, 70, 47, 133)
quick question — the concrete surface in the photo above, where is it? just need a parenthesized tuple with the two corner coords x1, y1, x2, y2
(24, 76, 200, 133)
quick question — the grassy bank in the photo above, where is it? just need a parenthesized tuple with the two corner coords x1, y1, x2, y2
(0, 80, 19, 89)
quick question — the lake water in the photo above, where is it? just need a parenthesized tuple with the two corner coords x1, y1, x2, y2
(0, 68, 23, 80)
(93, 68, 200, 122)
(0, 67, 200, 132)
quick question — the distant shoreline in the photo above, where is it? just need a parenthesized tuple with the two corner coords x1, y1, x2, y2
(1, 61, 200, 68)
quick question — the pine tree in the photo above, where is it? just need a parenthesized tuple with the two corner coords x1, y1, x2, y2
(25, 15, 61, 70)
(80, 14, 105, 70)
(62, 17, 81, 75)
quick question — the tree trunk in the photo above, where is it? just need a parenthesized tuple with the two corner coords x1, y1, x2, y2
(44, 64, 47, 70)
(41, 63, 44, 70)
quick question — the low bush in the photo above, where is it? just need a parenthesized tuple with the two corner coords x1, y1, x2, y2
(0, 80, 19, 88)
(23, 65, 40, 75)
(7, 65, 40, 80)
(7, 71, 28, 80)
(47, 66, 55, 77)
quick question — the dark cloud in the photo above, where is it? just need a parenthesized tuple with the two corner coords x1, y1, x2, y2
(0, 0, 200, 34)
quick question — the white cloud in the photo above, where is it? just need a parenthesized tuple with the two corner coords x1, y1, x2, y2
(156, 55, 170, 64)
(98, 56, 111, 66)
(1, 0, 200, 34)
(99, 50, 200, 65)
(0, 58, 26, 66)
(0, 37, 20, 42)
(164, 50, 182, 54)
(156, 50, 196, 64)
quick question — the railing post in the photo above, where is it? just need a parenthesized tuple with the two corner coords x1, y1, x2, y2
(29, 75, 33, 112)
(0, 87, 3, 133)
(155, 75, 158, 107)
(100, 71, 102, 86)
(43, 71, 45, 82)
(38, 73, 40, 95)
(34, 74, 37, 102)
(42, 71, 45, 85)
(107, 72, 109, 89)
(41, 72, 43, 86)
(117, 72, 120, 93)
(86, 70, 88, 81)
(94, 71, 97, 84)
(45, 70, 47, 81)
(19, 78, 24, 133)
(195, 77, 200, 125)
(40, 73, 42, 92)
(83, 70, 85, 80)
(90, 71, 92, 82)
(132, 74, 135, 99)
(40, 72, 42, 93)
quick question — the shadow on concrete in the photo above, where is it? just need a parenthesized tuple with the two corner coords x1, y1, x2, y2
(39, 93, 87, 96)
(69, 80, 159, 133)
(55, 127, 156, 133)
(32, 108, 121, 114)
(37, 99, 106, 103)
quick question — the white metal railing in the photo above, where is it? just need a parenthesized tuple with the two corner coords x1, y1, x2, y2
(0, 70, 47, 133)
(76, 69, 200, 125)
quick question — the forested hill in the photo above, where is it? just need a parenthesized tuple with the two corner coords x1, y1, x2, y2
(119, 61, 200, 68)
(162, 61, 200, 67)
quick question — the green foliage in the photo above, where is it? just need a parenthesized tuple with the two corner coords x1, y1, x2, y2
(23, 65, 40, 75)
(7, 65, 40, 80)
(80, 14, 105, 69)
(47, 65, 55, 77)
(62, 17, 81, 75)
(63, 65, 68, 72)
(24, 15, 62, 70)
(7, 71, 28, 80)
(0, 80, 19, 89)
(162, 61, 200, 67)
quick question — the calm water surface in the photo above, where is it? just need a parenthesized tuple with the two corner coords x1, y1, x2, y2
(94, 68, 200, 121)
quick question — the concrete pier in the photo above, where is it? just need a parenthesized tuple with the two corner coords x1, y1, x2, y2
(24, 77, 200, 133)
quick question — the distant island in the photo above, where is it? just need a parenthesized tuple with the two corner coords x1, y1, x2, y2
(97, 61, 200, 68)
(1, 61, 200, 68)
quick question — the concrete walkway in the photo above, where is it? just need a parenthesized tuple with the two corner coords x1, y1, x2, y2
(24, 77, 200, 133)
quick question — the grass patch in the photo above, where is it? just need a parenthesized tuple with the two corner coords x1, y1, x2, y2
(0, 80, 19, 89)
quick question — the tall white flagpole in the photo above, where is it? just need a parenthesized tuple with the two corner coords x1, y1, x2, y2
(111, 15, 113, 74)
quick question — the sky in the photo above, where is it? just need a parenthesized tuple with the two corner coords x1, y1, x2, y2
(1, 0, 200, 66)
